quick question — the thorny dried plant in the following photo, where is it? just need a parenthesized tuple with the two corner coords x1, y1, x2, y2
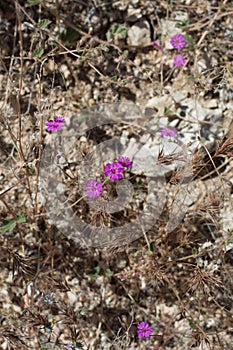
(191, 330, 212, 350)
(0, 328, 28, 350)
(187, 266, 224, 296)
(192, 136, 233, 180)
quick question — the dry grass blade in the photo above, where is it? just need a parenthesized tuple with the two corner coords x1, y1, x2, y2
(10, 250, 37, 280)
(215, 136, 233, 158)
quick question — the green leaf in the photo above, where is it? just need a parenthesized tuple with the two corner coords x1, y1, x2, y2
(188, 319, 196, 329)
(137, 178, 142, 185)
(0, 219, 16, 233)
(17, 214, 27, 223)
(0, 214, 26, 233)
(89, 266, 103, 279)
(164, 106, 174, 116)
(60, 27, 80, 43)
(105, 269, 114, 277)
(176, 19, 190, 29)
(33, 47, 44, 60)
(80, 308, 87, 316)
(184, 34, 196, 50)
(150, 242, 155, 252)
(50, 40, 59, 46)
(192, 247, 198, 255)
(73, 103, 81, 109)
(36, 19, 52, 29)
(122, 50, 128, 59)
(110, 76, 117, 81)
(26, 0, 43, 6)
(94, 266, 101, 274)
(98, 44, 109, 52)
(108, 24, 127, 40)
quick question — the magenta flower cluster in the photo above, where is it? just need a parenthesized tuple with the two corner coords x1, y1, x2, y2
(152, 34, 186, 67)
(104, 156, 132, 182)
(84, 156, 132, 199)
(161, 127, 177, 137)
(46, 116, 65, 132)
(137, 322, 153, 338)
(104, 162, 124, 182)
(170, 34, 186, 67)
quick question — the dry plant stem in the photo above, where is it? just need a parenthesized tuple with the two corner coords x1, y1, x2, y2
(0, 181, 21, 198)
(194, 89, 202, 138)
(199, 143, 225, 186)
(34, 117, 44, 217)
(55, 0, 61, 30)
(15, 0, 33, 204)
(1, 28, 19, 151)
(33, 193, 87, 219)
(1, 198, 18, 222)
(176, 4, 233, 10)
(187, 9, 233, 33)
(33, 59, 48, 217)
(194, 156, 230, 182)
(26, 63, 38, 115)
(141, 224, 150, 250)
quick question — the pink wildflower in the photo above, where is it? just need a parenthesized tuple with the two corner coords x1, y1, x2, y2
(46, 116, 65, 132)
(161, 127, 177, 137)
(137, 322, 153, 338)
(170, 34, 186, 50)
(173, 54, 186, 67)
(117, 156, 132, 168)
(85, 179, 103, 198)
(104, 162, 124, 182)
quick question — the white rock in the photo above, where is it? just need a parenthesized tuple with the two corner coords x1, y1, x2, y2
(204, 99, 218, 108)
(127, 19, 151, 46)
